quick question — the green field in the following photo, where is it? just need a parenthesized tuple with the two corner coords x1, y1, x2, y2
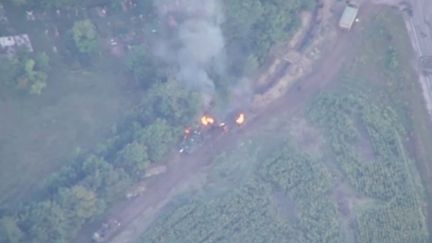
(136, 8, 432, 243)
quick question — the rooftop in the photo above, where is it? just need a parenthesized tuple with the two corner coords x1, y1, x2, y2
(0, 34, 34, 55)
(339, 5, 359, 30)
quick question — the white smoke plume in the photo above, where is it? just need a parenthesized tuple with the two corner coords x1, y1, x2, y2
(153, 0, 226, 107)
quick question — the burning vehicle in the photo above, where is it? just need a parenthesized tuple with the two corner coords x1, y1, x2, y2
(178, 112, 246, 154)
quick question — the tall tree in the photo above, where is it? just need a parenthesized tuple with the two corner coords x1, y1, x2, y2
(127, 45, 165, 89)
(58, 185, 102, 225)
(20, 201, 68, 243)
(72, 20, 99, 54)
(116, 142, 150, 177)
(140, 82, 201, 126)
(136, 119, 176, 162)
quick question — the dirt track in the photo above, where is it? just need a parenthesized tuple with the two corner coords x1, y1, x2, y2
(74, 3, 377, 243)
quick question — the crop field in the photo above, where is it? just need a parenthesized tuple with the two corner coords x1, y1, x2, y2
(136, 8, 431, 243)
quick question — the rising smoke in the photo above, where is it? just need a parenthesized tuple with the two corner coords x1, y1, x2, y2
(153, 0, 226, 107)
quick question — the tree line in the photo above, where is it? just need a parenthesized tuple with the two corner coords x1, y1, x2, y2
(0, 81, 200, 243)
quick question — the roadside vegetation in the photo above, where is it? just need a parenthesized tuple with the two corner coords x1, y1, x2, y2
(223, 0, 315, 76)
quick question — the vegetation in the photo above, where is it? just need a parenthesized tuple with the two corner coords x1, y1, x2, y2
(305, 10, 430, 243)
(72, 20, 99, 54)
(138, 143, 342, 243)
(136, 8, 430, 243)
(308, 94, 428, 242)
(223, 0, 315, 75)
(1, 1, 430, 243)
(0, 0, 315, 241)
(126, 45, 166, 89)
(0, 52, 49, 95)
(0, 81, 200, 243)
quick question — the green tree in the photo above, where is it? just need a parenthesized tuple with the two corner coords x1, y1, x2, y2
(16, 58, 48, 95)
(80, 155, 132, 201)
(58, 185, 102, 224)
(140, 82, 201, 125)
(20, 201, 67, 243)
(116, 142, 150, 177)
(223, 0, 263, 44)
(127, 45, 165, 89)
(72, 20, 98, 54)
(136, 119, 176, 162)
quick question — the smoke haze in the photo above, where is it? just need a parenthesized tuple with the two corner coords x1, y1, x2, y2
(153, 0, 226, 106)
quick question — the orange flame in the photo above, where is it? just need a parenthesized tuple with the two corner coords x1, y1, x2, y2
(200, 115, 215, 126)
(183, 128, 191, 138)
(235, 113, 245, 125)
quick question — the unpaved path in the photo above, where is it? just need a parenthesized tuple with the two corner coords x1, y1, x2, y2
(75, 3, 379, 243)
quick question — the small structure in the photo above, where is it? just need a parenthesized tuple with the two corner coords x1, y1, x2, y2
(339, 5, 359, 31)
(0, 34, 34, 55)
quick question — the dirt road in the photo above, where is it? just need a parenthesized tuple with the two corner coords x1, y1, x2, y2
(74, 3, 377, 243)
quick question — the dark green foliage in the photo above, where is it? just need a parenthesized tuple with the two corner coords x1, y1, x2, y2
(127, 45, 165, 89)
(223, 0, 315, 73)
(0, 53, 50, 95)
(135, 119, 176, 162)
(57, 186, 103, 225)
(115, 141, 150, 177)
(72, 20, 99, 54)
(19, 201, 68, 243)
(139, 82, 201, 126)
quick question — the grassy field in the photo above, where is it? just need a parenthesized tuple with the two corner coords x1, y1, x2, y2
(0, 5, 141, 207)
(0, 60, 139, 208)
(135, 8, 432, 243)
(340, 8, 432, 237)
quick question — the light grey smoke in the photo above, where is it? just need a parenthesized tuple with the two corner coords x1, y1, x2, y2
(153, 0, 226, 107)
(178, 21, 224, 66)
